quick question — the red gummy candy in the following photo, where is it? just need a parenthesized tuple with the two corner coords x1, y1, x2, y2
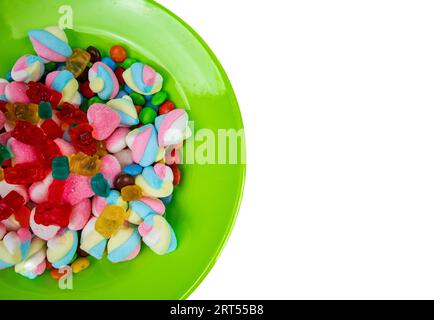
(48, 179, 66, 203)
(170, 163, 181, 186)
(12, 120, 47, 146)
(69, 123, 97, 155)
(2, 191, 25, 210)
(37, 139, 61, 166)
(49, 90, 62, 109)
(40, 119, 63, 140)
(0, 202, 14, 221)
(4, 162, 47, 184)
(14, 205, 30, 228)
(0, 101, 7, 113)
(79, 82, 95, 99)
(158, 100, 175, 115)
(34, 202, 71, 227)
(57, 102, 87, 125)
(26, 81, 52, 104)
(114, 67, 125, 86)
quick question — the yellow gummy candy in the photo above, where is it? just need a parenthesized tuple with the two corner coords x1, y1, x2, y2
(69, 152, 102, 176)
(5, 103, 39, 124)
(71, 257, 90, 273)
(64, 48, 91, 78)
(121, 185, 143, 202)
(95, 205, 128, 238)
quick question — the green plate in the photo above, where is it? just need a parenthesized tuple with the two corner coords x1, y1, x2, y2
(0, 0, 245, 299)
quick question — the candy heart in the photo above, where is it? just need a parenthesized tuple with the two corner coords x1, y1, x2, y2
(61, 174, 95, 206)
(87, 103, 120, 140)
(7, 138, 38, 165)
(5, 82, 30, 104)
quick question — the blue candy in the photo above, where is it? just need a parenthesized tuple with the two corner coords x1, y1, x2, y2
(124, 83, 133, 94)
(124, 164, 143, 176)
(101, 57, 117, 70)
(160, 194, 173, 205)
(5, 71, 12, 82)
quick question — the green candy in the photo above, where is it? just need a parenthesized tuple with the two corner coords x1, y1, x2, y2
(139, 107, 157, 125)
(151, 91, 168, 106)
(130, 92, 146, 106)
(91, 173, 110, 197)
(0, 144, 12, 166)
(80, 98, 90, 113)
(38, 102, 52, 119)
(44, 62, 57, 73)
(88, 96, 104, 106)
(121, 58, 137, 69)
(52, 156, 69, 180)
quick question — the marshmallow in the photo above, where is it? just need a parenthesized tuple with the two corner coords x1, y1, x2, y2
(80, 217, 107, 259)
(126, 124, 159, 167)
(46, 70, 81, 105)
(15, 237, 46, 279)
(106, 97, 139, 126)
(107, 225, 141, 263)
(138, 214, 177, 255)
(47, 229, 78, 268)
(155, 109, 189, 147)
(30, 208, 61, 241)
(0, 229, 32, 269)
(28, 26, 72, 62)
(127, 197, 165, 225)
(135, 163, 173, 198)
(88, 62, 119, 100)
(106, 127, 129, 154)
(11, 55, 45, 83)
(0, 79, 9, 101)
(122, 62, 163, 95)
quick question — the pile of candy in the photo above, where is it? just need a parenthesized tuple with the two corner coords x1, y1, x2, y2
(0, 26, 188, 279)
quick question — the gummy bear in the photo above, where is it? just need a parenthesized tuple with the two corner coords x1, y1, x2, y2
(0, 144, 12, 166)
(34, 202, 72, 227)
(120, 185, 143, 201)
(2, 191, 25, 210)
(64, 48, 91, 78)
(95, 140, 108, 157)
(48, 179, 66, 203)
(95, 205, 128, 238)
(52, 156, 69, 180)
(5, 103, 40, 124)
(38, 101, 52, 119)
(50, 90, 63, 109)
(90, 173, 110, 197)
(69, 123, 97, 155)
(56, 102, 88, 125)
(40, 119, 63, 140)
(26, 81, 52, 104)
(11, 120, 47, 146)
(0, 202, 14, 221)
(0, 167, 4, 181)
(14, 205, 30, 228)
(4, 162, 47, 184)
(37, 139, 62, 166)
(69, 152, 101, 176)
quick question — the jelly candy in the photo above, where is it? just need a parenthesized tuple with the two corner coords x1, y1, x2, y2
(0, 167, 3, 181)
(3, 191, 25, 210)
(40, 119, 63, 140)
(114, 173, 135, 190)
(69, 152, 101, 176)
(91, 173, 110, 197)
(56, 102, 87, 125)
(5, 103, 40, 124)
(26, 81, 52, 104)
(139, 107, 157, 125)
(4, 162, 47, 184)
(68, 123, 97, 155)
(151, 91, 167, 106)
(130, 92, 145, 106)
(0, 144, 12, 166)
(0, 202, 14, 221)
(14, 205, 30, 228)
(110, 45, 127, 63)
(86, 46, 101, 63)
(37, 139, 62, 166)
(95, 205, 127, 238)
(49, 89, 63, 108)
(52, 156, 69, 180)
(71, 257, 90, 273)
(158, 100, 175, 115)
(38, 101, 52, 119)
(34, 202, 72, 227)
(121, 185, 143, 201)
(95, 140, 108, 157)
(64, 48, 91, 78)
(48, 179, 66, 203)
(12, 120, 47, 146)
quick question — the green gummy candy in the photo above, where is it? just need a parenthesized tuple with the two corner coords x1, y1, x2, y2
(130, 92, 146, 106)
(91, 173, 110, 197)
(0, 144, 12, 165)
(52, 156, 69, 180)
(139, 107, 157, 125)
(38, 102, 52, 119)
(151, 91, 167, 106)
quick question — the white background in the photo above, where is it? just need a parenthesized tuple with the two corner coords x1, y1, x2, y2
(159, 0, 434, 299)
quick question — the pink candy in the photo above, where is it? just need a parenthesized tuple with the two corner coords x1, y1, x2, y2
(100, 155, 121, 188)
(68, 198, 91, 230)
(5, 82, 30, 104)
(8, 138, 38, 164)
(106, 127, 129, 153)
(87, 103, 120, 140)
(61, 174, 95, 206)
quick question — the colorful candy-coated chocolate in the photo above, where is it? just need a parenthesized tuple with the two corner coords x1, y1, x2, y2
(125, 124, 158, 167)
(28, 26, 72, 62)
(14, 237, 46, 279)
(151, 91, 167, 106)
(86, 46, 101, 63)
(110, 45, 127, 63)
(127, 197, 165, 225)
(114, 173, 135, 190)
(139, 107, 157, 125)
(123, 164, 143, 176)
(122, 62, 163, 96)
(138, 214, 177, 255)
(107, 225, 141, 263)
(11, 55, 45, 83)
(88, 62, 119, 100)
(47, 229, 78, 268)
(155, 109, 189, 147)
(45, 70, 81, 105)
(135, 163, 174, 198)
(106, 96, 139, 126)
(80, 217, 107, 259)
(101, 57, 117, 71)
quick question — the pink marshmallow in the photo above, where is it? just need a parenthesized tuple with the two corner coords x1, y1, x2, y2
(87, 103, 120, 140)
(8, 137, 38, 164)
(0, 181, 29, 202)
(29, 173, 53, 204)
(5, 82, 30, 103)
(106, 127, 129, 154)
(54, 138, 76, 156)
(113, 149, 133, 168)
(100, 155, 121, 188)
(29, 208, 61, 241)
(61, 173, 95, 206)
(68, 198, 91, 231)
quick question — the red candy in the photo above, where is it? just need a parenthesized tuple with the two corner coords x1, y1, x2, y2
(114, 67, 125, 86)
(57, 102, 87, 125)
(12, 120, 47, 146)
(37, 139, 61, 165)
(4, 162, 47, 184)
(0, 202, 14, 221)
(49, 90, 63, 108)
(26, 81, 52, 104)
(0, 101, 7, 113)
(80, 81, 95, 99)
(40, 119, 63, 140)
(110, 45, 127, 63)
(158, 100, 175, 115)
(69, 123, 97, 155)
(14, 205, 30, 228)
(3, 191, 25, 210)
(34, 202, 71, 227)
(48, 179, 66, 203)
(170, 163, 181, 186)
